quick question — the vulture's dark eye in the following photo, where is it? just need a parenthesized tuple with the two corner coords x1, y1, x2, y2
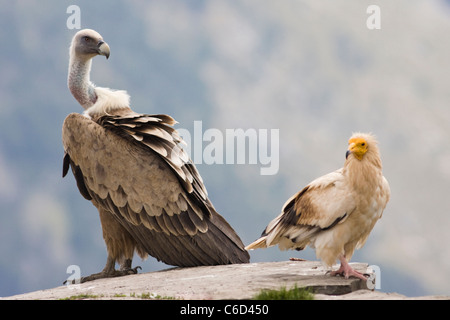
(83, 36, 90, 42)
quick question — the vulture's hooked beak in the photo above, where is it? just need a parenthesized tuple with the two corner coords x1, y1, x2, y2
(97, 41, 110, 59)
(346, 141, 365, 160)
(346, 142, 355, 159)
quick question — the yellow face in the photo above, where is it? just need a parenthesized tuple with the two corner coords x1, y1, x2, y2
(347, 137, 368, 160)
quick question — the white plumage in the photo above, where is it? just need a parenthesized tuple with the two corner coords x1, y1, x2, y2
(246, 132, 390, 280)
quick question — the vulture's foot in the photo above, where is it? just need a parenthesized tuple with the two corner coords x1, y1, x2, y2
(329, 255, 368, 281)
(80, 266, 141, 283)
(63, 258, 142, 284)
(64, 266, 142, 284)
(329, 266, 368, 281)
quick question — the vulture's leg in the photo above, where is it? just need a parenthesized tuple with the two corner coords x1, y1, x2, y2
(329, 254, 368, 281)
(76, 208, 141, 283)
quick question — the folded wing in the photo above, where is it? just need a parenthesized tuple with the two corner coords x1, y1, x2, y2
(246, 169, 356, 251)
(63, 113, 249, 266)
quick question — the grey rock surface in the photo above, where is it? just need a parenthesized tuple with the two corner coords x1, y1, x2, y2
(2, 261, 448, 300)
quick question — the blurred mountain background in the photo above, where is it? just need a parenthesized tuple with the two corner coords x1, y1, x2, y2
(1, 0, 450, 297)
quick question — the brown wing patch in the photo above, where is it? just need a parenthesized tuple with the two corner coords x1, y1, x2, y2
(97, 113, 208, 207)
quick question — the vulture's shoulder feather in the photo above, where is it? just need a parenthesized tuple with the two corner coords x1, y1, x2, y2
(280, 169, 355, 230)
(255, 168, 356, 249)
(97, 112, 208, 202)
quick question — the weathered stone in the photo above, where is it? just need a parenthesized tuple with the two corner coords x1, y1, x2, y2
(1, 261, 448, 300)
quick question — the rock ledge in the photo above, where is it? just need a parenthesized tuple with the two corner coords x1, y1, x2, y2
(2, 261, 448, 300)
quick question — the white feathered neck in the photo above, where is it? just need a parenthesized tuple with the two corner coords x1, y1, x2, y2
(83, 87, 131, 119)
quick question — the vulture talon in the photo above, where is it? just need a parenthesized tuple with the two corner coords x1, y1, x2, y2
(329, 256, 369, 281)
(133, 266, 142, 273)
(122, 266, 141, 275)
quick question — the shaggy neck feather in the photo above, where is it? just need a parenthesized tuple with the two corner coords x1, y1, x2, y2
(345, 150, 382, 193)
(68, 56, 97, 110)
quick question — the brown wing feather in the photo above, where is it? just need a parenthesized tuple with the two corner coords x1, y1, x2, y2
(97, 114, 206, 199)
(247, 170, 355, 251)
(62, 113, 249, 266)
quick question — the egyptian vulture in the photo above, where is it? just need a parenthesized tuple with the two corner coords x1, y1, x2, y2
(63, 29, 249, 282)
(246, 133, 390, 280)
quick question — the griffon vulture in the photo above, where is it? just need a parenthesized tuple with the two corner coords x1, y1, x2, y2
(246, 133, 390, 280)
(63, 29, 249, 282)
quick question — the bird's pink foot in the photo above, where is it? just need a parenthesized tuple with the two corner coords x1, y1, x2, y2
(330, 255, 368, 281)
(330, 265, 367, 281)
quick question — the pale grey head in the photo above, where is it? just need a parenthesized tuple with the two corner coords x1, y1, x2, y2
(68, 29, 111, 109)
(70, 29, 110, 60)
